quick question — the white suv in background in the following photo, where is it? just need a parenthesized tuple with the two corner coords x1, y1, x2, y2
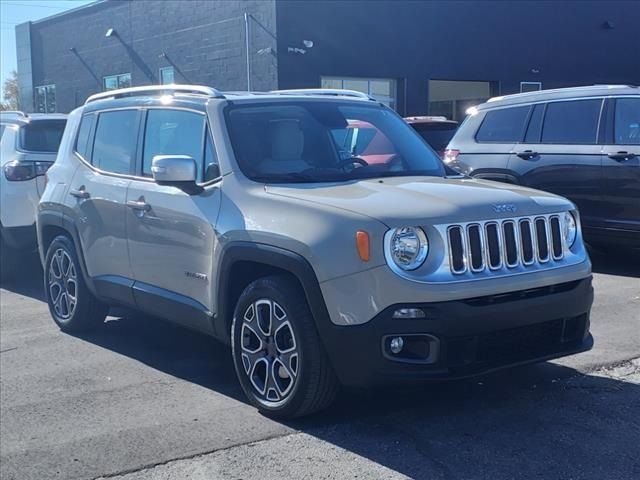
(0, 111, 67, 281)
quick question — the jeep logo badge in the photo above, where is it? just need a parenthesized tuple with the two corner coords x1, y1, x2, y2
(492, 204, 517, 213)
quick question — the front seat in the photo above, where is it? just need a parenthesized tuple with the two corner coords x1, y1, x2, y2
(259, 119, 308, 174)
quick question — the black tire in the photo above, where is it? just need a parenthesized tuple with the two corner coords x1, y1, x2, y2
(44, 235, 108, 332)
(231, 275, 339, 418)
(0, 233, 18, 283)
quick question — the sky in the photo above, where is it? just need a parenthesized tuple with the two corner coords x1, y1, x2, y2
(1, 0, 94, 100)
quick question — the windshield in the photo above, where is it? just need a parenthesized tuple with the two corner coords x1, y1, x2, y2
(412, 124, 458, 152)
(19, 120, 66, 153)
(225, 101, 445, 183)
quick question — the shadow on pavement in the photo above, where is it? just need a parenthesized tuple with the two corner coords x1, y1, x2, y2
(73, 313, 245, 402)
(73, 309, 639, 479)
(2, 246, 638, 479)
(589, 246, 640, 278)
(67, 310, 638, 479)
(289, 362, 639, 479)
(0, 252, 45, 302)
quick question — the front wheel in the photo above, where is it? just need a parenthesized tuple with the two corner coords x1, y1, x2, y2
(44, 235, 108, 332)
(231, 275, 339, 418)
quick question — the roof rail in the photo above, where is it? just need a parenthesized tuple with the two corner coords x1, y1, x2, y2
(0, 110, 27, 118)
(85, 84, 225, 104)
(271, 89, 375, 100)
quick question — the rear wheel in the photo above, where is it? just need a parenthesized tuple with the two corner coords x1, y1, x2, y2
(44, 235, 108, 332)
(231, 275, 339, 418)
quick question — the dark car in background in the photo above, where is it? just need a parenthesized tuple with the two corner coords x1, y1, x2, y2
(405, 116, 459, 158)
(445, 85, 639, 248)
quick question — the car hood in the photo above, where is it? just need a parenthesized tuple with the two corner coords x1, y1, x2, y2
(265, 176, 574, 226)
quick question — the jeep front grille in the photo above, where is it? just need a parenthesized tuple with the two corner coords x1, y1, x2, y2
(447, 215, 565, 275)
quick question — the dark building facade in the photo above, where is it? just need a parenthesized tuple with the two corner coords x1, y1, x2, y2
(16, 0, 640, 118)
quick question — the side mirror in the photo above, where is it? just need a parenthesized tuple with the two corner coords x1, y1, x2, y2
(151, 155, 202, 194)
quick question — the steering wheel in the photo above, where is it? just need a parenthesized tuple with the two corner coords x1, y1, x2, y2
(337, 157, 369, 171)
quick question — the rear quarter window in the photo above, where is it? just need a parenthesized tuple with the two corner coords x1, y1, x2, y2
(475, 106, 530, 143)
(75, 114, 96, 160)
(19, 120, 66, 152)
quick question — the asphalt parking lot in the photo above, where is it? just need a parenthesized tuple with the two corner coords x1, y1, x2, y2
(1, 250, 639, 480)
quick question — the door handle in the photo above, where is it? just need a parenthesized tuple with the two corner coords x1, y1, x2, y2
(126, 200, 151, 212)
(607, 151, 636, 162)
(516, 150, 538, 160)
(69, 187, 90, 199)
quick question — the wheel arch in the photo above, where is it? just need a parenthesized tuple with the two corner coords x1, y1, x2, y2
(214, 242, 330, 345)
(38, 211, 97, 296)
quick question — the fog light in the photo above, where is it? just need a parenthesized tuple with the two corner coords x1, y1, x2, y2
(392, 308, 426, 319)
(389, 336, 404, 354)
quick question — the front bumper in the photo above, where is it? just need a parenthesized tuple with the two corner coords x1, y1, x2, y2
(318, 277, 594, 387)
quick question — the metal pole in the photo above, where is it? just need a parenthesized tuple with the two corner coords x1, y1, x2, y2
(244, 12, 251, 91)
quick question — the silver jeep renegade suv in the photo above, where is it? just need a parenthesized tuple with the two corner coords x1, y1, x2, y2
(38, 85, 593, 418)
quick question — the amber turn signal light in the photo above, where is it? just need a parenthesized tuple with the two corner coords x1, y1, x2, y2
(356, 230, 370, 262)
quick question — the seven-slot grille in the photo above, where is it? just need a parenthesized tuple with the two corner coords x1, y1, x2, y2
(447, 215, 565, 274)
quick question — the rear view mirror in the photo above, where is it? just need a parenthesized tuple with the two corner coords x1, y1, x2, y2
(151, 155, 202, 194)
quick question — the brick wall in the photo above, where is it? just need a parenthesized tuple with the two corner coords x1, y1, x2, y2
(24, 0, 277, 112)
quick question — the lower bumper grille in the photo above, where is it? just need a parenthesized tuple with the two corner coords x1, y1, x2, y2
(446, 314, 588, 370)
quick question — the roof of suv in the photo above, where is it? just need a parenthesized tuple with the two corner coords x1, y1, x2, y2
(404, 116, 458, 126)
(0, 111, 67, 126)
(478, 84, 639, 110)
(80, 84, 379, 111)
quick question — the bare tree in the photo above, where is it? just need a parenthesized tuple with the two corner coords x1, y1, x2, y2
(1, 71, 20, 111)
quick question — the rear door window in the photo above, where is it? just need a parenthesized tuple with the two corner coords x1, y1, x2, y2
(614, 98, 640, 145)
(541, 99, 602, 144)
(142, 109, 206, 180)
(19, 120, 66, 152)
(92, 110, 139, 174)
(476, 106, 530, 143)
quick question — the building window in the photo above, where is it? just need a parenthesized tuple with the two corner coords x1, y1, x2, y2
(321, 76, 397, 109)
(34, 85, 56, 113)
(159, 67, 175, 85)
(428, 80, 496, 121)
(520, 82, 542, 93)
(103, 73, 132, 91)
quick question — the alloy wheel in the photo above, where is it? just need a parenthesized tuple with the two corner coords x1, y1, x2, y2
(48, 248, 78, 321)
(240, 299, 299, 405)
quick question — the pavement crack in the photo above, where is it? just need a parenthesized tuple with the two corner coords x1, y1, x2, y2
(0, 347, 18, 354)
(90, 431, 300, 480)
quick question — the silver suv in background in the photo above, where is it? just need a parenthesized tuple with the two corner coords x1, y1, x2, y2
(38, 86, 593, 418)
(444, 85, 639, 247)
(1, 111, 67, 281)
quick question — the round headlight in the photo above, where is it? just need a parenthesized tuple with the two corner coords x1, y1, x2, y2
(389, 227, 429, 270)
(563, 211, 577, 247)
